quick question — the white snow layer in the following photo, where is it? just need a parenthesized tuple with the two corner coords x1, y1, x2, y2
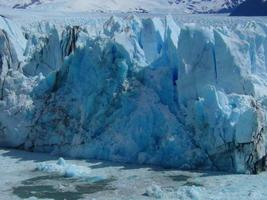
(0, 0, 245, 14)
(0, 14, 267, 174)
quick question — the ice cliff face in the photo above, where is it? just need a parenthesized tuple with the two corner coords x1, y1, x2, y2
(0, 15, 267, 174)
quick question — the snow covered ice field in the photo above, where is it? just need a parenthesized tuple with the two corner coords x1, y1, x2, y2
(1, 3, 267, 200)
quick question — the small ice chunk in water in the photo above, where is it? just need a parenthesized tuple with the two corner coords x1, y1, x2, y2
(36, 158, 91, 178)
(57, 157, 66, 166)
(145, 184, 164, 199)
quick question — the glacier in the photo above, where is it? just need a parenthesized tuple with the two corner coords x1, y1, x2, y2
(0, 0, 245, 14)
(0, 14, 267, 174)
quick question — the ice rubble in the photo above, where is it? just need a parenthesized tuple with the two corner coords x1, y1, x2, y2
(145, 184, 164, 199)
(37, 157, 92, 178)
(0, 14, 267, 174)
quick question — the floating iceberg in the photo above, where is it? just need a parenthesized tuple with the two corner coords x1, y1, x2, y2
(37, 158, 91, 178)
(0, 15, 267, 174)
(145, 184, 164, 199)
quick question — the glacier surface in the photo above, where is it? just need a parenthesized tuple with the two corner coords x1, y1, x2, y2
(0, 14, 267, 174)
(0, 0, 245, 14)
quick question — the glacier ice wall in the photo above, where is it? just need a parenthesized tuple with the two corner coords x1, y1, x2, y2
(0, 15, 267, 173)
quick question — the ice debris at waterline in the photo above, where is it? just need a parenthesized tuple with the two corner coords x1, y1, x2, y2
(37, 158, 91, 178)
(0, 14, 267, 174)
(145, 184, 164, 199)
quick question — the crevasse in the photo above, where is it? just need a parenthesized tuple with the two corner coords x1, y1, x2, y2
(0, 15, 266, 174)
